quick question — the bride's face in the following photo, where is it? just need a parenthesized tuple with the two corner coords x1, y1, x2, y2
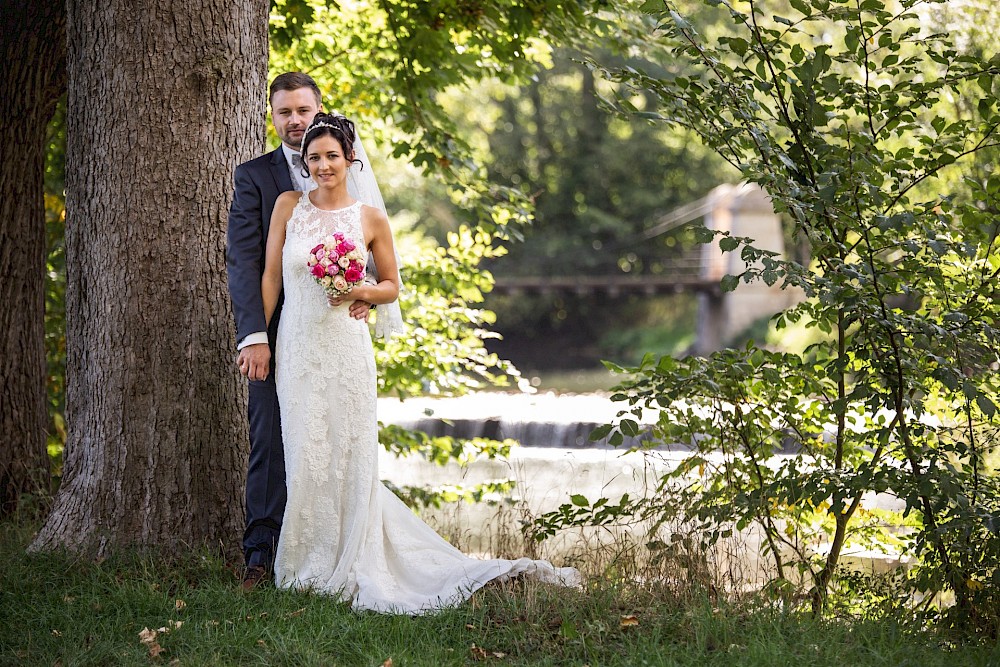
(305, 134, 354, 189)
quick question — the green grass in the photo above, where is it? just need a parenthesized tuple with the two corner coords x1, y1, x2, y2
(1, 522, 998, 667)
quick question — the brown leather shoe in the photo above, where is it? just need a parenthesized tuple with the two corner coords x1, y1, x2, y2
(241, 565, 268, 591)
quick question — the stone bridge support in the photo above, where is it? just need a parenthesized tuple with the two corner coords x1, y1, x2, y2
(695, 183, 804, 354)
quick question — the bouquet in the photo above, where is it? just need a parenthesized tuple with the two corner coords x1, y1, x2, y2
(307, 232, 367, 297)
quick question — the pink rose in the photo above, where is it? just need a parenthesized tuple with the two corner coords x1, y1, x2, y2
(315, 248, 326, 261)
(310, 263, 326, 278)
(338, 256, 351, 269)
(332, 275, 348, 292)
(344, 266, 363, 283)
(336, 241, 353, 255)
(310, 243, 324, 255)
(325, 263, 339, 276)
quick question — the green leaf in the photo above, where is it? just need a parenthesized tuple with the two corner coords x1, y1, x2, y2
(590, 424, 613, 441)
(729, 38, 749, 57)
(845, 28, 859, 53)
(719, 236, 740, 252)
(720, 274, 740, 292)
(571, 494, 589, 507)
(693, 225, 715, 243)
(789, 0, 811, 15)
(977, 394, 997, 418)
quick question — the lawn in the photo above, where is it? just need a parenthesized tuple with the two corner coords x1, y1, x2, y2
(1, 522, 997, 666)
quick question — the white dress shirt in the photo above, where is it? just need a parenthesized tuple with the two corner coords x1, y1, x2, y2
(282, 144, 317, 194)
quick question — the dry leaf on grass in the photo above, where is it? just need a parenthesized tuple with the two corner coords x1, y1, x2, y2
(174, 599, 186, 611)
(381, 659, 393, 667)
(138, 627, 164, 658)
(469, 644, 506, 661)
(287, 608, 306, 618)
(620, 614, 639, 628)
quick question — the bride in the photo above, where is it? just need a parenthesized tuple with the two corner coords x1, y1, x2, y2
(261, 113, 580, 614)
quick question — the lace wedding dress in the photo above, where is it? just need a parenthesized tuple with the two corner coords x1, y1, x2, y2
(273, 194, 580, 614)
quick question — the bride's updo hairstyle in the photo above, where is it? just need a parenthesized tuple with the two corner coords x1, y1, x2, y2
(298, 113, 362, 178)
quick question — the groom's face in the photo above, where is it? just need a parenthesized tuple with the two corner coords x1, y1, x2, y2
(271, 87, 321, 151)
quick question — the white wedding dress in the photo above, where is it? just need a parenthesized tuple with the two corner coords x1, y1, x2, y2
(273, 194, 580, 614)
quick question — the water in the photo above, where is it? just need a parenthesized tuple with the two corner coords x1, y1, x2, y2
(377, 391, 909, 577)
(378, 391, 654, 449)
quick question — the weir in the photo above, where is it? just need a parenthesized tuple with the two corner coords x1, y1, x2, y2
(377, 392, 910, 578)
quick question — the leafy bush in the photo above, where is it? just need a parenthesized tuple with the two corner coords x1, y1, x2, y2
(534, 0, 1000, 630)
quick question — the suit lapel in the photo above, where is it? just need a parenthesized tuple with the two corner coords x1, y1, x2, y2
(269, 147, 294, 193)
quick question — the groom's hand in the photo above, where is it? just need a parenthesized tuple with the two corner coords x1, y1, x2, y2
(348, 300, 372, 322)
(238, 344, 271, 381)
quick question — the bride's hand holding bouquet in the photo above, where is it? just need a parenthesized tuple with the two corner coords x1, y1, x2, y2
(307, 231, 367, 307)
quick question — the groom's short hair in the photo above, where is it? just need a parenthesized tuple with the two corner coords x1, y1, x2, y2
(269, 72, 322, 106)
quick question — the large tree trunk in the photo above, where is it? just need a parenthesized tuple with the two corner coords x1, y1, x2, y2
(0, 1, 66, 517)
(31, 0, 268, 557)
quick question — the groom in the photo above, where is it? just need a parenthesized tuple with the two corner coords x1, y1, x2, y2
(227, 72, 371, 589)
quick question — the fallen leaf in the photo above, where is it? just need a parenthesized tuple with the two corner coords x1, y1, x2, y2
(287, 608, 306, 618)
(620, 614, 639, 628)
(257, 640, 266, 647)
(172, 621, 183, 630)
(63, 596, 76, 603)
(492, 651, 507, 658)
(465, 623, 476, 630)
(139, 627, 164, 659)
(174, 599, 186, 611)
(470, 644, 488, 661)
(138, 628, 157, 645)
(381, 660, 393, 667)
(51, 629, 62, 637)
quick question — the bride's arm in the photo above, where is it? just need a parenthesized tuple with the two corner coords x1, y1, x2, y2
(350, 205, 399, 306)
(262, 192, 297, 326)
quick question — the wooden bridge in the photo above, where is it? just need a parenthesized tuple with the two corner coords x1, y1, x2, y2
(492, 268, 722, 298)
(487, 183, 805, 352)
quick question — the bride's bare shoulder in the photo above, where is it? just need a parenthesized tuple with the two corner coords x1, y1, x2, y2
(276, 190, 303, 207)
(359, 203, 389, 226)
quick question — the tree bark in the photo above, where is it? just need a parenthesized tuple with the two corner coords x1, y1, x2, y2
(0, 0, 66, 517)
(31, 0, 268, 558)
